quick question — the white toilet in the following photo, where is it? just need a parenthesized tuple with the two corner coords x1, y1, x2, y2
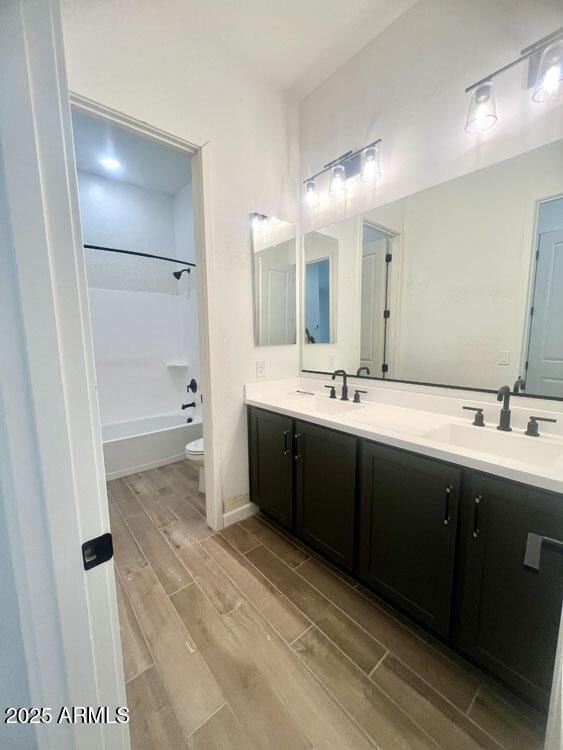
(185, 437, 205, 493)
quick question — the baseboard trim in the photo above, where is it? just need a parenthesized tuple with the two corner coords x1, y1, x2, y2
(105, 453, 186, 481)
(223, 502, 259, 527)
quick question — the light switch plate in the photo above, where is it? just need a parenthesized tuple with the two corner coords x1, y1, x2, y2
(256, 360, 266, 378)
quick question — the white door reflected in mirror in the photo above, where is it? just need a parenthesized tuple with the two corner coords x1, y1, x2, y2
(251, 214, 296, 346)
(305, 257, 331, 343)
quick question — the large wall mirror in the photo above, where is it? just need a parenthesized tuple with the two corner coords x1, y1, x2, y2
(251, 214, 296, 346)
(302, 138, 563, 399)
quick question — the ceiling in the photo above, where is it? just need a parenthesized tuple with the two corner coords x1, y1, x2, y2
(72, 109, 191, 194)
(177, 0, 419, 98)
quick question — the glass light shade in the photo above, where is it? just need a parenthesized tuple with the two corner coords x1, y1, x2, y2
(360, 146, 382, 183)
(329, 164, 347, 197)
(251, 213, 264, 231)
(532, 41, 563, 102)
(465, 81, 497, 134)
(304, 179, 319, 208)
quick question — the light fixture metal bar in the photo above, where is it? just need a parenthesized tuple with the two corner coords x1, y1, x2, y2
(303, 138, 382, 184)
(521, 26, 563, 56)
(465, 26, 563, 93)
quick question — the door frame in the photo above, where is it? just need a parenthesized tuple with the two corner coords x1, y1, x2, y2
(362, 219, 402, 377)
(69, 94, 223, 532)
(519, 192, 563, 392)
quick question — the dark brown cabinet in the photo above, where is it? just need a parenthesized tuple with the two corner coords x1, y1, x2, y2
(359, 442, 461, 638)
(248, 408, 294, 530)
(295, 420, 357, 571)
(457, 473, 563, 708)
(248, 405, 563, 707)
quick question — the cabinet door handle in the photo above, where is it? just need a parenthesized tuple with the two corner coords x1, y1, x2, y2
(524, 532, 563, 571)
(282, 429, 290, 456)
(294, 433, 301, 460)
(472, 495, 482, 538)
(443, 485, 453, 525)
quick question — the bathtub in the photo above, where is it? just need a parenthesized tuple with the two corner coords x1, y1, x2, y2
(102, 412, 203, 480)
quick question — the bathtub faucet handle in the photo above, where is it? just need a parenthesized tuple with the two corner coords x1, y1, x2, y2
(181, 402, 196, 410)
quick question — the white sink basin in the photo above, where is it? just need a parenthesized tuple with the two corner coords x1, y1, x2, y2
(306, 397, 365, 416)
(344, 403, 449, 436)
(424, 423, 563, 469)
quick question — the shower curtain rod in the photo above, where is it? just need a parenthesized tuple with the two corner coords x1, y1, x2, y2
(84, 244, 197, 268)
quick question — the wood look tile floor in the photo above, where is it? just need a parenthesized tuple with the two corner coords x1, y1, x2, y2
(108, 462, 546, 749)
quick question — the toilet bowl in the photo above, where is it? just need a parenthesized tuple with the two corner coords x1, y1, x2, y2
(185, 437, 205, 493)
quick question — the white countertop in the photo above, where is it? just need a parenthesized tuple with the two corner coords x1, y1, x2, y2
(245, 377, 563, 495)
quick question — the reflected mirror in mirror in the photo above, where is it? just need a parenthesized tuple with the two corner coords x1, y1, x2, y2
(251, 214, 296, 346)
(302, 139, 563, 398)
(305, 258, 331, 343)
(303, 225, 343, 360)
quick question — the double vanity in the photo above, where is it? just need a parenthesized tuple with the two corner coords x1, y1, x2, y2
(245, 375, 563, 710)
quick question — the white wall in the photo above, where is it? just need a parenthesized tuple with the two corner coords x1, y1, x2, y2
(300, 0, 563, 234)
(80, 170, 176, 257)
(78, 169, 201, 425)
(80, 170, 181, 294)
(61, 0, 299, 509)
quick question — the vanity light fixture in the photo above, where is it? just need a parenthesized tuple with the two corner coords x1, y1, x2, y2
(303, 137, 382, 207)
(329, 164, 347, 197)
(251, 212, 267, 231)
(304, 179, 319, 208)
(360, 145, 382, 183)
(464, 26, 563, 134)
(532, 39, 563, 102)
(465, 81, 497, 134)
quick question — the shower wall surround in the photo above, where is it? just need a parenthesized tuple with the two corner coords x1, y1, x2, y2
(78, 170, 200, 425)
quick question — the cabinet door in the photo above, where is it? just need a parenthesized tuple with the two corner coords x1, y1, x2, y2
(248, 407, 294, 530)
(458, 473, 563, 707)
(295, 421, 356, 571)
(359, 442, 460, 638)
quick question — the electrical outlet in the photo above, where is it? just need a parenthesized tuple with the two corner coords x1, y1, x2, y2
(498, 350, 510, 366)
(256, 360, 266, 378)
(328, 355, 336, 369)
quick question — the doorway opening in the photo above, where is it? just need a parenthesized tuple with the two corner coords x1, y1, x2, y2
(525, 196, 563, 398)
(71, 104, 212, 535)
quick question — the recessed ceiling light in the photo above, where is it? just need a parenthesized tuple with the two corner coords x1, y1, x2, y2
(100, 156, 121, 171)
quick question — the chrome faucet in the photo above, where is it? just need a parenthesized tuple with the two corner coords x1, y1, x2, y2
(497, 385, 512, 432)
(332, 369, 349, 401)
